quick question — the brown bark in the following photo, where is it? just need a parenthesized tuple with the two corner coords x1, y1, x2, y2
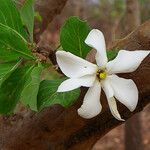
(0, 20, 150, 150)
(124, 1, 143, 150)
(125, 114, 143, 150)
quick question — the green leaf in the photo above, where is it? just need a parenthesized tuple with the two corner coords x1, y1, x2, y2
(0, 0, 28, 39)
(20, 0, 35, 42)
(107, 49, 119, 61)
(0, 23, 35, 61)
(37, 79, 80, 110)
(0, 61, 18, 79)
(60, 16, 91, 58)
(21, 64, 43, 111)
(0, 60, 21, 85)
(0, 64, 34, 114)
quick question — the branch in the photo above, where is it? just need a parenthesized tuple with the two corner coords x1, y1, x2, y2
(34, 0, 68, 42)
(0, 21, 150, 150)
(19, 0, 68, 42)
(33, 0, 69, 61)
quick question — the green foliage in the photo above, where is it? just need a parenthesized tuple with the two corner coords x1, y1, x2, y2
(0, 23, 35, 61)
(37, 79, 80, 110)
(0, 60, 21, 85)
(34, 11, 42, 22)
(92, 0, 125, 22)
(20, 0, 35, 42)
(21, 64, 43, 111)
(0, 0, 43, 114)
(0, 0, 28, 39)
(111, 0, 125, 19)
(139, 0, 146, 5)
(60, 16, 91, 58)
(0, 0, 35, 61)
(107, 49, 119, 61)
(0, 64, 34, 114)
(0, 61, 18, 79)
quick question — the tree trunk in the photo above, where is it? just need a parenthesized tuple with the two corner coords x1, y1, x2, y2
(125, 0, 141, 33)
(125, 1, 143, 150)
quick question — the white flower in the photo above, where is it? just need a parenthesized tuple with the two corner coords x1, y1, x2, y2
(56, 29, 150, 121)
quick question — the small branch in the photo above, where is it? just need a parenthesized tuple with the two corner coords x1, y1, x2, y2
(18, 0, 68, 63)
(34, 0, 68, 42)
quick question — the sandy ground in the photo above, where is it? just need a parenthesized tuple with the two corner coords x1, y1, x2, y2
(93, 105, 150, 150)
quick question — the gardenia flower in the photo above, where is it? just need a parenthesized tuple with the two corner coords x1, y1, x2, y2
(56, 29, 150, 121)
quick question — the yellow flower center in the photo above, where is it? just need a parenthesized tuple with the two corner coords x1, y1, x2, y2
(97, 68, 107, 81)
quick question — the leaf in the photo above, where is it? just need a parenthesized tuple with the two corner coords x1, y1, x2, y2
(0, 23, 35, 61)
(0, 64, 34, 114)
(20, 0, 35, 42)
(0, 61, 17, 79)
(21, 64, 43, 111)
(107, 49, 119, 61)
(0, 0, 28, 39)
(0, 60, 21, 85)
(37, 79, 80, 110)
(60, 16, 91, 58)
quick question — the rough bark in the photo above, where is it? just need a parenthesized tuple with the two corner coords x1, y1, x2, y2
(125, 114, 143, 150)
(124, 1, 143, 150)
(0, 20, 150, 150)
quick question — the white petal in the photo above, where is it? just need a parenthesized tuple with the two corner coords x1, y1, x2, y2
(78, 80, 102, 119)
(109, 75, 138, 111)
(57, 75, 96, 92)
(102, 78, 124, 121)
(108, 97, 125, 121)
(106, 50, 150, 74)
(85, 29, 108, 67)
(101, 77, 114, 99)
(56, 51, 98, 78)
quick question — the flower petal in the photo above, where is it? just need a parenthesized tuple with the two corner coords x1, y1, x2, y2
(106, 50, 150, 74)
(102, 78, 124, 121)
(108, 97, 125, 121)
(109, 75, 138, 111)
(101, 77, 114, 98)
(57, 75, 96, 92)
(78, 80, 102, 119)
(85, 29, 108, 67)
(56, 51, 98, 78)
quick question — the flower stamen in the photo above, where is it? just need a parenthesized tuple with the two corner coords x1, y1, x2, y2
(97, 68, 107, 81)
